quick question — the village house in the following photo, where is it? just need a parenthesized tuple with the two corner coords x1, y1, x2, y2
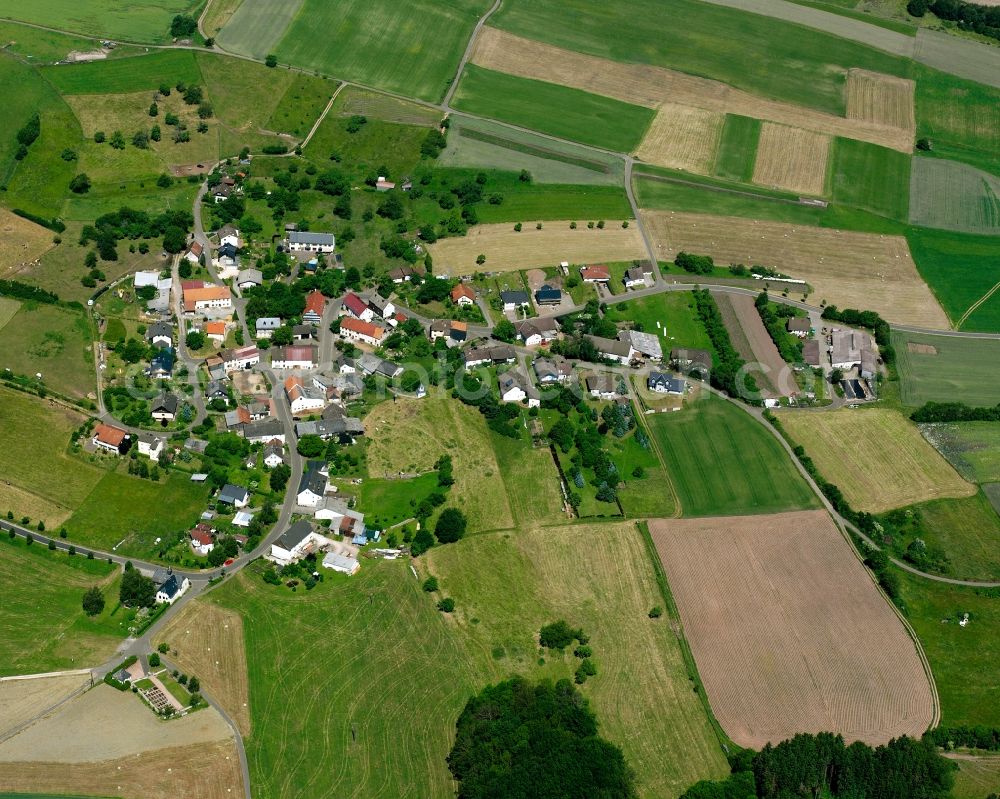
(183, 284, 232, 313)
(204, 321, 226, 342)
(296, 460, 329, 506)
(358, 353, 402, 379)
(217, 225, 240, 249)
(534, 285, 562, 306)
(263, 443, 286, 469)
(428, 320, 468, 346)
(619, 330, 662, 361)
(534, 356, 573, 384)
(221, 345, 260, 372)
(136, 432, 165, 460)
(830, 328, 877, 379)
(151, 393, 179, 421)
(671, 348, 712, 374)
(339, 317, 385, 347)
(389, 264, 420, 283)
(296, 416, 364, 443)
(146, 321, 173, 349)
(367, 293, 394, 319)
(204, 356, 225, 380)
(803, 339, 821, 367)
(271, 344, 318, 370)
(285, 375, 326, 414)
(217, 242, 239, 268)
(293, 324, 317, 341)
(500, 290, 530, 312)
(451, 283, 476, 306)
(190, 523, 214, 555)
(146, 349, 174, 379)
(185, 241, 203, 264)
(375, 175, 396, 191)
(92, 423, 129, 454)
(255, 317, 281, 338)
(244, 417, 286, 444)
(341, 292, 373, 322)
(787, 317, 812, 338)
(499, 369, 540, 408)
(287, 231, 335, 254)
(623, 263, 654, 289)
(580, 264, 611, 284)
(463, 344, 516, 368)
(237, 268, 263, 290)
(648, 372, 686, 395)
(154, 569, 191, 605)
(516, 317, 560, 347)
(585, 334, 635, 365)
(314, 498, 366, 537)
(217, 483, 250, 509)
(205, 379, 228, 400)
(303, 290, 326, 324)
(586, 373, 621, 400)
(268, 520, 334, 566)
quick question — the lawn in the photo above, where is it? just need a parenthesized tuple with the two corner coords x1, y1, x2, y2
(490, 0, 911, 116)
(897, 569, 1000, 727)
(713, 114, 760, 183)
(0, 533, 124, 677)
(270, 0, 491, 102)
(920, 422, 1000, 484)
(65, 466, 210, 556)
(952, 755, 1000, 799)
(892, 330, 1000, 406)
(830, 138, 911, 221)
(490, 429, 567, 526)
(0, 0, 199, 42)
(609, 426, 676, 518)
(452, 64, 655, 153)
(358, 471, 439, 529)
(266, 73, 338, 138)
(648, 394, 818, 517)
(0, 304, 94, 399)
(605, 292, 715, 356)
(42, 50, 203, 95)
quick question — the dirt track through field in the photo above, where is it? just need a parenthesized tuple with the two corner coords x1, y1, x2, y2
(161, 602, 252, 736)
(0, 673, 90, 740)
(470, 27, 913, 152)
(636, 104, 724, 174)
(641, 210, 949, 328)
(846, 69, 915, 131)
(752, 123, 830, 196)
(714, 292, 795, 397)
(427, 222, 646, 274)
(649, 511, 936, 748)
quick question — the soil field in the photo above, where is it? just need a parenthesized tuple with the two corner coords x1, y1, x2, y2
(845, 69, 915, 131)
(364, 397, 513, 532)
(892, 330, 1000, 406)
(908, 157, 1000, 236)
(640, 210, 949, 328)
(160, 602, 251, 736)
(0, 674, 90, 739)
(649, 511, 936, 748)
(470, 27, 913, 152)
(635, 104, 725, 174)
(427, 222, 645, 274)
(714, 292, 795, 397)
(779, 408, 975, 513)
(0, 210, 56, 278)
(751, 123, 830, 196)
(0, 740, 244, 799)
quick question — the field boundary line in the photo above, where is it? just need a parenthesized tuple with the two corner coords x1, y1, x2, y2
(956, 279, 1000, 330)
(300, 81, 346, 149)
(634, 169, 805, 206)
(442, 0, 503, 109)
(0, 668, 91, 681)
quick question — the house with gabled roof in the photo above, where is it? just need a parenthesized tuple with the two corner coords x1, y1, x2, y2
(585, 334, 635, 364)
(285, 375, 325, 414)
(341, 292, 372, 321)
(146, 322, 173, 348)
(339, 317, 384, 347)
(499, 369, 540, 408)
(93, 423, 129, 454)
(269, 520, 334, 566)
(151, 393, 179, 421)
(271, 345, 317, 370)
(287, 231, 335, 253)
(451, 283, 476, 306)
(303, 290, 326, 324)
(516, 317, 560, 347)
(217, 483, 249, 508)
(297, 460, 328, 506)
(581, 264, 611, 283)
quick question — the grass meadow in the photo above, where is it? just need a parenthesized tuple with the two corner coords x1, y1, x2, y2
(713, 115, 760, 183)
(195, 51, 298, 132)
(908, 157, 1000, 235)
(0, 0, 199, 42)
(830, 138, 911, 221)
(647, 395, 818, 517)
(453, 65, 655, 153)
(490, 431, 568, 526)
(43, 50, 202, 95)
(0, 533, 125, 676)
(952, 755, 1000, 799)
(892, 330, 1000, 406)
(920, 422, 1000, 484)
(0, 21, 130, 64)
(473, 182, 631, 224)
(266, 73, 337, 138)
(216, 0, 303, 60)
(605, 292, 715, 355)
(0, 304, 94, 399)
(911, 492, 1000, 582)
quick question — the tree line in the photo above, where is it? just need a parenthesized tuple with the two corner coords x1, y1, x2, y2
(821, 305, 894, 365)
(692, 289, 760, 400)
(908, 0, 1000, 42)
(754, 292, 803, 364)
(0, 279, 59, 305)
(911, 401, 1000, 423)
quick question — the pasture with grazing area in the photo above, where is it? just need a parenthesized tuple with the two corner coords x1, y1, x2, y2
(649, 511, 936, 748)
(425, 522, 729, 797)
(713, 114, 760, 183)
(908, 157, 1000, 236)
(335, 88, 442, 127)
(640, 210, 950, 329)
(42, 50, 202, 95)
(952, 755, 1000, 799)
(427, 222, 645, 274)
(647, 395, 818, 517)
(490, 432, 567, 526)
(906, 492, 1000, 582)
(779, 409, 975, 513)
(0, 0, 199, 42)
(0, 304, 94, 399)
(635, 104, 724, 175)
(892, 330, 1000, 406)
(751, 123, 830, 196)
(830, 138, 911, 220)
(920, 423, 1000, 484)
(0, 210, 56, 278)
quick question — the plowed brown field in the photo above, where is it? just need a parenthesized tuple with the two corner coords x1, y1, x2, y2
(714, 292, 796, 397)
(649, 511, 936, 748)
(846, 69, 915, 132)
(470, 27, 913, 152)
(752, 123, 830, 196)
(640, 210, 949, 328)
(636, 103, 724, 174)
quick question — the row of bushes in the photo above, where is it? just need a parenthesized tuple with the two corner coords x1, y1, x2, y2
(928, 724, 1000, 751)
(12, 209, 65, 233)
(911, 401, 1000, 423)
(908, 0, 1000, 42)
(103, 655, 139, 691)
(692, 289, 760, 400)
(754, 292, 803, 364)
(0, 279, 59, 305)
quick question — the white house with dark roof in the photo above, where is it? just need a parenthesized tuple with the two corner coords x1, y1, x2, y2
(647, 372, 686, 395)
(137, 432, 165, 460)
(217, 483, 249, 508)
(297, 460, 328, 506)
(154, 571, 191, 605)
(287, 231, 335, 253)
(498, 369, 539, 408)
(269, 520, 335, 566)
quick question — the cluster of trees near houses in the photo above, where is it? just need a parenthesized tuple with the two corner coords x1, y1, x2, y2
(820, 305, 894, 365)
(551, 299, 619, 365)
(80, 206, 194, 261)
(754, 292, 804, 364)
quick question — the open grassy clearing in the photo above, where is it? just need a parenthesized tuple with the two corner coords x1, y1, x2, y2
(61, 181, 199, 223)
(640, 209, 949, 328)
(425, 522, 729, 796)
(490, 431, 568, 526)
(649, 511, 936, 747)
(0, 535, 123, 677)
(196, 51, 295, 133)
(0, 298, 19, 331)
(713, 114, 760, 183)
(605, 292, 715, 356)
(907, 492, 1000, 582)
(0, 0, 199, 43)
(779, 408, 975, 513)
(471, 26, 913, 152)
(216, 0, 303, 60)
(830, 137, 911, 220)
(268, 0, 490, 102)
(0, 210, 56, 278)
(474, 184, 632, 225)
(920, 423, 1000, 484)
(648, 395, 818, 517)
(160, 601, 252, 736)
(751, 122, 830, 196)
(635, 104, 724, 175)
(909, 157, 1000, 235)
(453, 65, 654, 153)
(43, 50, 202, 94)
(951, 754, 1000, 799)
(0, 304, 94, 399)
(334, 87, 440, 128)
(845, 68, 915, 130)
(893, 330, 1000, 406)
(364, 397, 513, 532)
(65, 466, 210, 556)
(427, 222, 645, 274)
(897, 570, 1000, 727)
(265, 73, 337, 138)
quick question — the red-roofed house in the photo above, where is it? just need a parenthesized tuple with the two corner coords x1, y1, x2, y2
(375, 176, 396, 191)
(580, 265, 611, 283)
(451, 283, 476, 306)
(205, 321, 226, 342)
(339, 317, 385, 347)
(183, 285, 232, 312)
(190, 524, 214, 555)
(271, 345, 318, 370)
(303, 290, 326, 324)
(92, 423, 129, 454)
(185, 241, 203, 264)
(341, 292, 373, 322)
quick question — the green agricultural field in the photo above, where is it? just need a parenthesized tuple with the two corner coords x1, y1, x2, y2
(909, 157, 1000, 235)
(0, 297, 20, 331)
(490, 430, 567, 526)
(266, 73, 337, 138)
(907, 492, 1000, 582)
(906, 227, 1000, 331)
(453, 65, 655, 153)
(0, 534, 124, 676)
(216, 0, 303, 60)
(42, 50, 202, 95)
(65, 467, 210, 556)
(0, 304, 94, 399)
(196, 51, 297, 133)
(359, 472, 439, 529)
(474, 183, 631, 224)
(270, 0, 490, 102)
(897, 569, 1000, 727)
(490, 0, 910, 115)
(303, 111, 429, 183)
(920, 422, 1000, 484)
(713, 115, 760, 183)
(830, 138, 911, 220)
(647, 394, 819, 517)
(606, 292, 715, 355)
(0, 0, 199, 42)
(892, 330, 1000, 406)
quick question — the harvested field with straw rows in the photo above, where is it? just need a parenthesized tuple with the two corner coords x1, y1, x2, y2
(714, 292, 796, 397)
(635, 103, 724, 174)
(649, 511, 937, 748)
(752, 123, 830, 196)
(470, 27, 913, 152)
(779, 409, 976, 513)
(160, 602, 252, 736)
(845, 69, 915, 132)
(0, 740, 244, 799)
(640, 210, 949, 328)
(0, 208, 56, 278)
(0, 673, 90, 739)
(427, 222, 646, 274)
